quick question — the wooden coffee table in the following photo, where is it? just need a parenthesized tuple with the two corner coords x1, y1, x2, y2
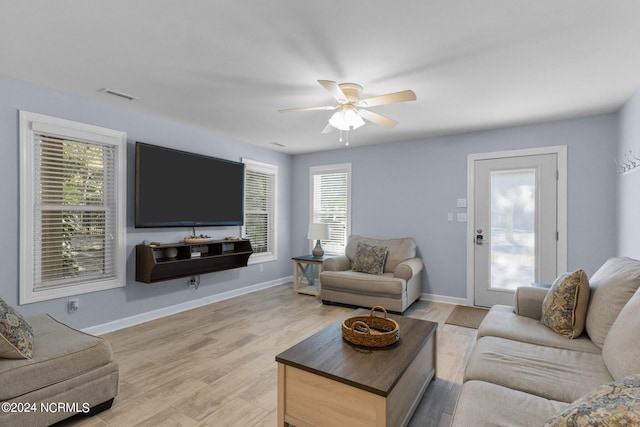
(276, 309, 438, 427)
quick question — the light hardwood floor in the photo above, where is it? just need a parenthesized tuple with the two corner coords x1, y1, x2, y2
(59, 284, 476, 427)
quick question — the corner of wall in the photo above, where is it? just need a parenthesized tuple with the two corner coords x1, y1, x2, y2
(616, 88, 640, 259)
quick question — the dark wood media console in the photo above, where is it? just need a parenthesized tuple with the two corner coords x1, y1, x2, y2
(135, 239, 253, 283)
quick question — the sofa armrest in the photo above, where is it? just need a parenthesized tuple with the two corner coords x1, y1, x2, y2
(322, 255, 351, 271)
(394, 257, 424, 281)
(513, 286, 549, 320)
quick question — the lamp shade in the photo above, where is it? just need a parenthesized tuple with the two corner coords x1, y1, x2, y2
(307, 223, 329, 240)
(329, 105, 365, 131)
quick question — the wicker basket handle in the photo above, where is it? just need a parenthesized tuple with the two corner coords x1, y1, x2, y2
(351, 321, 371, 335)
(370, 305, 388, 318)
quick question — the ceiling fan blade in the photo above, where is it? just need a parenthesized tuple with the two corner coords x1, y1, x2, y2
(358, 108, 398, 128)
(278, 105, 336, 113)
(358, 90, 416, 107)
(318, 80, 347, 103)
(321, 123, 336, 133)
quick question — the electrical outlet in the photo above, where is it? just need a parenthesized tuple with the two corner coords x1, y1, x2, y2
(457, 212, 467, 222)
(68, 298, 79, 314)
(457, 198, 467, 208)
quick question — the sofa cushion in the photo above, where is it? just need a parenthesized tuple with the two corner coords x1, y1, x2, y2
(0, 314, 114, 401)
(321, 271, 406, 297)
(541, 270, 590, 339)
(345, 235, 416, 273)
(542, 374, 640, 427)
(0, 297, 33, 359)
(351, 242, 388, 274)
(464, 336, 613, 402)
(585, 257, 640, 349)
(452, 380, 569, 427)
(383, 237, 416, 272)
(478, 305, 601, 354)
(602, 286, 640, 380)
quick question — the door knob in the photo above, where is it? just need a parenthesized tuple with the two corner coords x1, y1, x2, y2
(476, 229, 485, 245)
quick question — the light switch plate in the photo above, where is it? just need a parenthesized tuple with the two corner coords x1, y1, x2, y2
(457, 198, 467, 208)
(457, 212, 467, 222)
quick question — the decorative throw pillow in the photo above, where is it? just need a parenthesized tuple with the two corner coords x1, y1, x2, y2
(541, 270, 590, 339)
(352, 243, 388, 274)
(0, 297, 34, 359)
(543, 374, 640, 427)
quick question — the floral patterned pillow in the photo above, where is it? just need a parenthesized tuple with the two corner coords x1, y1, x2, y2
(352, 243, 388, 275)
(541, 269, 590, 339)
(0, 297, 34, 359)
(543, 374, 640, 427)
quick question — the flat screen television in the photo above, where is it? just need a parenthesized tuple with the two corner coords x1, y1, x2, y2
(135, 142, 245, 228)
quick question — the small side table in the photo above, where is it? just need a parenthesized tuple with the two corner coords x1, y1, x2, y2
(292, 255, 327, 297)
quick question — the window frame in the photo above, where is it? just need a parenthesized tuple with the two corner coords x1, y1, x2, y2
(242, 158, 278, 264)
(19, 111, 127, 304)
(309, 163, 352, 256)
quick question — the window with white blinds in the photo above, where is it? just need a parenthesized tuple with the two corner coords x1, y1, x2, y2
(20, 111, 126, 304)
(310, 163, 351, 255)
(243, 158, 277, 263)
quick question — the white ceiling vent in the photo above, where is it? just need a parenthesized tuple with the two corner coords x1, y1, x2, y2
(98, 88, 138, 101)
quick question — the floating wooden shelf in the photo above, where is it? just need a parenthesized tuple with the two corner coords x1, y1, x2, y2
(135, 239, 253, 283)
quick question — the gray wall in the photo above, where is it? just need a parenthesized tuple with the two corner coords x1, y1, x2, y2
(617, 89, 640, 258)
(291, 114, 619, 299)
(1, 71, 627, 330)
(0, 74, 293, 329)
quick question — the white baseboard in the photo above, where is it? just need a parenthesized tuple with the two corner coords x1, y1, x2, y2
(420, 292, 468, 306)
(83, 276, 293, 336)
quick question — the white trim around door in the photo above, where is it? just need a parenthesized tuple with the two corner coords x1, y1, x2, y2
(466, 145, 567, 306)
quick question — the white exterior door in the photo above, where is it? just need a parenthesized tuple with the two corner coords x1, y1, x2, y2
(468, 147, 567, 307)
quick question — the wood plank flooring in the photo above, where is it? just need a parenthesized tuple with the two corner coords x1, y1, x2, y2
(59, 284, 476, 427)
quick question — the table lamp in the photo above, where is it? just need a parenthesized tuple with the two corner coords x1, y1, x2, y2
(308, 223, 329, 258)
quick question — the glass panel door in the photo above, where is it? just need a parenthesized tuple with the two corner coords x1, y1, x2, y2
(473, 152, 558, 307)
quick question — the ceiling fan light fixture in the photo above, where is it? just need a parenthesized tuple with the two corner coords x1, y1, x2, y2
(328, 105, 365, 131)
(280, 80, 414, 136)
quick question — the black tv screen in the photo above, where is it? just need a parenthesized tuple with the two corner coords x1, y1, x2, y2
(135, 142, 244, 228)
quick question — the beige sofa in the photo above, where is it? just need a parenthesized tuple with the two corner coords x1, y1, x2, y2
(451, 257, 640, 426)
(320, 235, 424, 313)
(0, 314, 119, 427)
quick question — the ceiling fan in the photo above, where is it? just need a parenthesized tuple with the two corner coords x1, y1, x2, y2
(279, 80, 417, 134)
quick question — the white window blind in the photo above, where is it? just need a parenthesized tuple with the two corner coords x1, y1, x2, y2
(243, 159, 277, 263)
(310, 164, 351, 255)
(34, 135, 117, 289)
(20, 111, 126, 304)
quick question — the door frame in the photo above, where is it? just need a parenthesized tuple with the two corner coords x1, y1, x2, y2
(466, 145, 568, 306)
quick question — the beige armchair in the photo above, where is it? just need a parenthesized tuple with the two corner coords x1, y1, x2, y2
(320, 235, 424, 313)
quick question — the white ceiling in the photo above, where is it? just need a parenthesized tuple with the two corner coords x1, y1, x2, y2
(2, 1, 640, 154)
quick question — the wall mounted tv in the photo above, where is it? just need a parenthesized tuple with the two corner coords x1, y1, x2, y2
(135, 142, 245, 228)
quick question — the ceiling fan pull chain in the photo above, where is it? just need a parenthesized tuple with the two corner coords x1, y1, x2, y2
(338, 129, 350, 146)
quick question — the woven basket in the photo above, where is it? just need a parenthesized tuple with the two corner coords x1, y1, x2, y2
(342, 306, 400, 348)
